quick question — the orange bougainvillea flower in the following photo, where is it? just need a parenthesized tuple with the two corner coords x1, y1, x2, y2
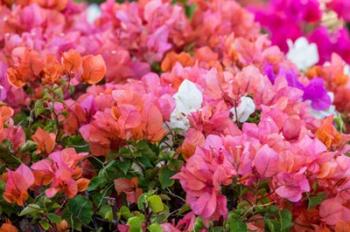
(180, 128, 205, 159)
(0, 105, 14, 130)
(316, 116, 342, 149)
(0, 221, 18, 232)
(161, 51, 194, 72)
(82, 55, 106, 85)
(38, 0, 68, 11)
(3, 164, 34, 206)
(76, 178, 90, 192)
(42, 55, 63, 84)
(114, 177, 143, 204)
(32, 127, 56, 154)
(7, 47, 44, 88)
(335, 221, 350, 232)
(62, 49, 82, 74)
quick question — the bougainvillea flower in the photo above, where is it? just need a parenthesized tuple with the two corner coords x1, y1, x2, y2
(31, 148, 88, 198)
(275, 169, 310, 202)
(320, 197, 350, 225)
(161, 51, 194, 72)
(169, 79, 203, 130)
(286, 37, 319, 71)
(114, 177, 143, 204)
(230, 96, 256, 123)
(82, 55, 106, 85)
(0, 221, 18, 232)
(32, 127, 56, 154)
(316, 116, 343, 149)
(3, 164, 34, 206)
(253, 144, 279, 178)
(180, 128, 205, 159)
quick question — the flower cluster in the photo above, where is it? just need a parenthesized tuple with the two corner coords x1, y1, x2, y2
(0, 0, 350, 231)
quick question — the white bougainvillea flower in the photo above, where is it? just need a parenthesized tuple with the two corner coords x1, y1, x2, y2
(169, 80, 203, 130)
(231, 96, 256, 123)
(87, 4, 101, 24)
(287, 37, 319, 71)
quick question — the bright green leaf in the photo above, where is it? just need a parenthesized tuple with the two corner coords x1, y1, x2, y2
(40, 219, 50, 231)
(147, 195, 164, 213)
(148, 223, 163, 232)
(128, 215, 145, 232)
(19, 204, 42, 216)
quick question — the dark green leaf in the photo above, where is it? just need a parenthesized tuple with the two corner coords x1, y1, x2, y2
(279, 209, 293, 232)
(308, 192, 326, 208)
(63, 195, 93, 225)
(227, 212, 247, 232)
(159, 168, 175, 189)
(47, 213, 62, 224)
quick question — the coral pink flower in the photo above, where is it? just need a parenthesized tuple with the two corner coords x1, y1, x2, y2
(3, 164, 34, 206)
(275, 169, 310, 202)
(320, 197, 350, 225)
(31, 148, 88, 198)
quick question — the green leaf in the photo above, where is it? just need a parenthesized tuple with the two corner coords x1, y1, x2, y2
(308, 192, 326, 208)
(61, 135, 89, 152)
(128, 215, 145, 232)
(19, 204, 42, 216)
(185, 3, 196, 19)
(148, 223, 163, 232)
(227, 212, 247, 232)
(119, 206, 132, 220)
(147, 195, 164, 213)
(137, 193, 149, 211)
(34, 100, 46, 117)
(47, 213, 62, 224)
(98, 205, 113, 222)
(118, 159, 132, 175)
(159, 168, 175, 189)
(193, 217, 204, 232)
(40, 219, 50, 230)
(63, 195, 93, 225)
(265, 218, 276, 232)
(19, 140, 37, 153)
(279, 209, 293, 232)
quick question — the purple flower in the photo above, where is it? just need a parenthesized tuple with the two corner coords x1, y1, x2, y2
(302, 78, 331, 111)
(264, 66, 331, 111)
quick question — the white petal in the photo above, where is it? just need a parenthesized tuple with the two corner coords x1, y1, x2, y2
(231, 96, 256, 123)
(173, 79, 203, 113)
(287, 37, 319, 71)
(87, 4, 101, 24)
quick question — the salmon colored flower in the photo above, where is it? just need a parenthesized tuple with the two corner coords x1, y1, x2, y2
(7, 47, 44, 88)
(180, 129, 205, 159)
(32, 127, 56, 154)
(31, 148, 88, 198)
(161, 51, 194, 72)
(62, 49, 82, 74)
(316, 116, 342, 149)
(3, 164, 34, 206)
(42, 55, 63, 84)
(0, 221, 18, 232)
(38, 0, 68, 11)
(82, 55, 106, 85)
(114, 177, 143, 204)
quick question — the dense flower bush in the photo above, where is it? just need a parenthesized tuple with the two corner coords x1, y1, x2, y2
(0, 0, 350, 231)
